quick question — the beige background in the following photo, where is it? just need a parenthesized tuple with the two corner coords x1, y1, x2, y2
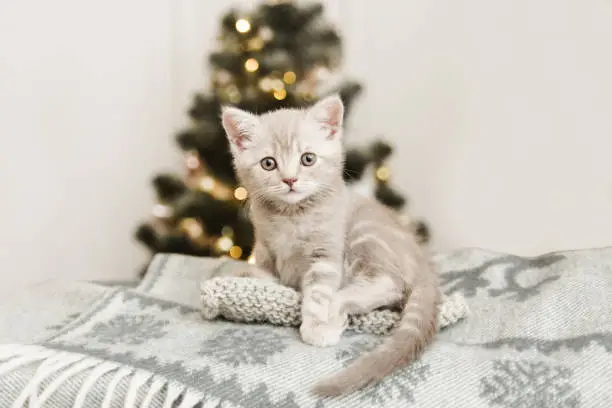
(1, 0, 611, 292)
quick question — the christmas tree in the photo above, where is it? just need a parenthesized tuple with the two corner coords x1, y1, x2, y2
(135, 1, 430, 277)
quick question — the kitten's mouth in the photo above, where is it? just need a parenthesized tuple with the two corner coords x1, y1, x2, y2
(281, 188, 307, 203)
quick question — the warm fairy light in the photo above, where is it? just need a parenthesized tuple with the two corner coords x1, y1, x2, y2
(229, 246, 243, 259)
(235, 19, 251, 33)
(179, 218, 203, 239)
(212, 185, 233, 201)
(273, 88, 287, 100)
(185, 152, 200, 170)
(199, 176, 215, 191)
(376, 166, 391, 182)
(244, 58, 259, 72)
(248, 254, 256, 264)
(247, 37, 264, 51)
(221, 226, 234, 237)
(259, 26, 274, 42)
(214, 70, 232, 86)
(259, 77, 273, 91)
(152, 203, 172, 219)
(226, 85, 242, 103)
(234, 186, 248, 200)
(283, 71, 297, 84)
(271, 79, 284, 91)
(216, 236, 234, 252)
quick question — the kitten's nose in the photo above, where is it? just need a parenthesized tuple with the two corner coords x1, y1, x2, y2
(282, 178, 297, 188)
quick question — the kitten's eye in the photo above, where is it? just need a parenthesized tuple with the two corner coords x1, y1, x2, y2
(300, 152, 317, 166)
(260, 157, 277, 171)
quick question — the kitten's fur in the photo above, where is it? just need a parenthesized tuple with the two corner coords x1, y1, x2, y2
(221, 95, 440, 396)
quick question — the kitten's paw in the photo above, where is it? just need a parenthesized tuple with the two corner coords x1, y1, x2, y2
(300, 315, 346, 347)
(302, 286, 334, 323)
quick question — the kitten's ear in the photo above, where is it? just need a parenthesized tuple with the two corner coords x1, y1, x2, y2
(307, 94, 344, 139)
(220, 106, 259, 152)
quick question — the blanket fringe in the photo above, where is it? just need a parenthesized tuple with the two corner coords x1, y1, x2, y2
(163, 381, 185, 408)
(0, 344, 208, 408)
(13, 352, 82, 407)
(141, 377, 166, 408)
(73, 362, 118, 407)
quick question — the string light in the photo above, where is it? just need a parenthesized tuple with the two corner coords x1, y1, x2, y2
(273, 89, 287, 100)
(259, 26, 274, 42)
(246, 37, 264, 51)
(229, 246, 243, 259)
(185, 152, 200, 170)
(216, 236, 234, 252)
(179, 218, 203, 239)
(199, 176, 215, 191)
(376, 166, 391, 182)
(212, 185, 233, 201)
(248, 254, 256, 264)
(219, 84, 242, 103)
(259, 77, 273, 92)
(235, 19, 251, 33)
(283, 71, 297, 84)
(152, 203, 173, 219)
(234, 186, 248, 200)
(214, 70, 232, 86)
(271, 79, 284, 91)
(244, 58, 259, 72)
(226, 85, 242, 103)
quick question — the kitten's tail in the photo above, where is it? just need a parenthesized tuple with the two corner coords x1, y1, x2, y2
(313, 272, 440, 397)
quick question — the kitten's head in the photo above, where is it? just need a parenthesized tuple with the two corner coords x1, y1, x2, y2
(221, 95, 345, 206)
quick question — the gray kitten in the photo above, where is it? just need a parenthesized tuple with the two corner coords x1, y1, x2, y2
(221, 95, 440, 396)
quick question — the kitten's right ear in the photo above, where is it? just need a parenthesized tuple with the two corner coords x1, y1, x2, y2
(307, 94, 344, 140)
(220, 106, 259, 152)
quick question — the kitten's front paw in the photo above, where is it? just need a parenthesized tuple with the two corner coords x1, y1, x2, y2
(300, 315, 346, 347)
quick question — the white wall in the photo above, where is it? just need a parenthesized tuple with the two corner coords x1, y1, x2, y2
(335, 0, 612, 255)
(1, 0, 611, 293)
(0, 0, 178, 292)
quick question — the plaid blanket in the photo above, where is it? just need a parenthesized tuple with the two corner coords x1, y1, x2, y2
(0, 247, 610, 407)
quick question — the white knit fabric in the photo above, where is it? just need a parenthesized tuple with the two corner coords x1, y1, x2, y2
(200, 277, 469, 334)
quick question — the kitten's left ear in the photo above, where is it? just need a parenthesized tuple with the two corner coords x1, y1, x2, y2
(307, 94, 344, 139)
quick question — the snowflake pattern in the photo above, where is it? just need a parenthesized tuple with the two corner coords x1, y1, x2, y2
(86, 314, 169, 345)
(480, 359, 581, 408)
(335, 335, 430, 404)
(441, 253, 565, 301)
(199, 327, 289, 367)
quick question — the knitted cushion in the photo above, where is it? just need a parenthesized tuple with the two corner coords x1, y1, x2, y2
(200, 276, 469, 334)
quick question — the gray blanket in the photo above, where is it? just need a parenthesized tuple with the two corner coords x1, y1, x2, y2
(0, 247, 610, 407)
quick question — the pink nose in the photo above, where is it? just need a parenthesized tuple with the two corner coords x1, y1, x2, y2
(282, 178, 297, 187)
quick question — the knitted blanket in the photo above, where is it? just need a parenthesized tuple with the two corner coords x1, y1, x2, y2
(0, 247, 610, 407)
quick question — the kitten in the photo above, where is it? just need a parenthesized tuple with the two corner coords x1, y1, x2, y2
(220, 95, 440, 396)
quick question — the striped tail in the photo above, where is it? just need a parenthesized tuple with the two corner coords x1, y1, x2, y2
(313, 274, 440, 397)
